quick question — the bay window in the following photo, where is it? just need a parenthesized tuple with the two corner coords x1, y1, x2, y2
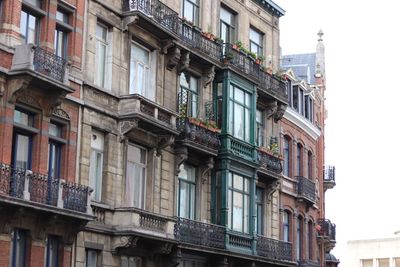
(228, 173, 250, 233)
(229, 85, 251, 142)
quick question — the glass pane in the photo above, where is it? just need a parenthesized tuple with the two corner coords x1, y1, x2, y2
(20, 11, 28, 41)
(87, 250, 98, 267)
(179, 73, 189, 88)
(186, 165, 195, 182)
(132, 43, 149, 64)
(220, 7, 233, 24)
(27, 15, 36, 44)
(245, 108, 250, 142)
(133, 164, 142, 208)
(25, 0, 41, 7)
(49, 122, 62, 137)
(233, 174, 242, 190)
(234, 103, 244, 139)
(189, 183, 195, 219)
(127, 145, 141, 164)
(234, 88, 244, 103)
(137, 64, 144, 95)
(244, 178, 249, 193)
(95, 152, 103, 200)
(189, 76, 198, 93)
(243, 195, 249, 233)
(245, 91, 251, 106)
(96, 24, 107, 40)
(125, 162, 134, 206)
(96, 42, 107, 87)
(56, 10, 68, 23)
(15, 134, 30, 169)
(220, 23, 229, 42)
(179, 181, 188, 217)
(227, 189, 232, 228)
(14, 109, 33, 126)
(183, 1, 194, 23)
(232, 192, 243, 231)
(129, 61, 136, 94)
(362, 260, 373, 267)
(250, 28, 261, 45)
(256, 110, 262, 123)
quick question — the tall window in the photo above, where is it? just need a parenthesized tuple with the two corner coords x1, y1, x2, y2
(125, 144, 146, 208)
(177, 163, 196, 219)
(296, 143, 302, 176)
(46, 235, 61, 267)
(179, 73, 198, 118)
(219, 6, 235, 43)
(129, 42, 153, 99)
(307, 151, 313, 179)
(20, 10, 38, 44)
(292, 85, 299, 111)
(54, 9, 70, 59)
(283, 211, 290, 242)
(12, 109, 35, 170)
(305, 96, 313, 122)
(48, 122, 64, 179)
(256, 109, 263, 147)
(283, 136, 290, 177)
(255, 187, 264, 234)
(249, 27, 263, 57)
(308, 221, 313, 260)
(227, 173, 250, 233)
(229, 85, 252, 142)
(10, 229, 27, 267)
(296, 217, 302, 261)
(299, 89, 305, 115)
(182, 0, 199, 26)
(95, 23, 109, 88)
(86, 249, 101, 267)
(287, 80, 292, 107)
(89, 131, 104, 201)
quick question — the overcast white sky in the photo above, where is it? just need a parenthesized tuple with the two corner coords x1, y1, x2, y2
(275, 0, 400, 265)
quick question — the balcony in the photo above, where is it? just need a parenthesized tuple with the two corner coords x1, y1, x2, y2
(256, 235, 292, 262)
(324, 165, 336, 190)
(0, 163, 92, 219)
(317, 219, 336, 252)
(122, 0, 180, 39)
(257, 148, 283, 177)
(296, 176, 316, 205)
(222, 44, 261, 81)
(8, 44, 73, 103)
(174, 217, 226, 250)
(298, 260, 320, 267)
(119, 94, 179, 137)
(258, 70, 288, 104)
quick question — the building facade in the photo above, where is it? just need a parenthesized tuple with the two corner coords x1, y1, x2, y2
(0, 0, 336, 266)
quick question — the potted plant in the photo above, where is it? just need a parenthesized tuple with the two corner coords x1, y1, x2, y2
(256, 55, 265, 65)
(248, 51, 257, 61)
(232, 40, 243, 51)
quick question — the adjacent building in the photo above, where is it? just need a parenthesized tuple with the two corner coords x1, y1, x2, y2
(0, 0, 337, 266)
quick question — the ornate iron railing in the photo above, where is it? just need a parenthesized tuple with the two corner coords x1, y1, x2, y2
(257, 149, 283, 174)
(324, 165, 335, 182)
(33, 46, 66, 82)
(256, 235, 292, 261)
(175, 217, 226, 249)
(0, 163, 91, 213)
(298, 260, 320, 267)
(222, 43, 260, 79)
(317, 219, 336, 242)
(229, 138, 255, 160)
(138, 210, 168, 232)
(177, 118, 220, 150)
(297, 176, 316, 203)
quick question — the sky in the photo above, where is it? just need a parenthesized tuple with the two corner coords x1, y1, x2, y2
(274, 0, 400, 265)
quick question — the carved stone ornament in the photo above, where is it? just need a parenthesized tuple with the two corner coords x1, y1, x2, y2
(200, 157, 214, 184)
(122, 15, 139, 31)
(274, 103, 287, 122)
(167, 47, 181, 71)
(265, 100, 278, 119)
(174, 146, 188, 176)
(177, 52, 190, 74)
(111, 236, 139, 253)
(7, 77, 33, 104)
(158, 242, 174, 255)
(119, 119, 139, 142)
(203, 65, 215, 88)
(53, 108, 70, 120)
(157, 135, 175, 156)
(266, 179, 281, 204)
(161, 40, 175, 55)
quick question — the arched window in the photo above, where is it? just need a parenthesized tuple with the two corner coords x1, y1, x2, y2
(307, 151, 313, 179)
(297, 143, 302, 176)
(283, 211, 290, 242)
(283, 136, 291, 176)
(296, 216, 303, 260)
(308, 220, 313, 260)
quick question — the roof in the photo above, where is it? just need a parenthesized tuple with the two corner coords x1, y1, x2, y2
(251, 0, 285, 17)
(281, 53, 316, 84)
(325, 253, 340, 263)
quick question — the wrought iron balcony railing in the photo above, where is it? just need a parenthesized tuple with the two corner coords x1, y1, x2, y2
(257, 235, 292, 261)
(298, 260, 320, 267)
(257, 149, 283, 174)
(324, 166, 335, 182)
(174, 217, 226, 249)
(317, 219, 336, 242)
(222, 43, 260, 80)
(296, 176, 316, 204)
(177, 117, 220, 151)
(0, 163, 91, 214)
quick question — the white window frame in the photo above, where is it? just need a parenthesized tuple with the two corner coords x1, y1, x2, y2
(89, 130, 104, 202)
(125, 143, 147, 209)
(95, 23, 110, 89)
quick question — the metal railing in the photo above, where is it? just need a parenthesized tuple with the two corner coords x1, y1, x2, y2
(297, 176, 316, 203)
(324, 165, 335, 182)
(222, 43, 260, 79)
(298, 260, 320, 267)
(0, 163, 91, 213)
(33, 46, 66, 82)
(256, 235, 292, 261)
(317, 219, 336, 242)
(257, 149, 283, 174)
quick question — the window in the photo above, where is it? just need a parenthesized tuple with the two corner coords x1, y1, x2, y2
(178, 73, 198, 118)
(10, 229, 27, 267)
(25, 0, 41, 7)
(255, 187, 264, 234)
(292, 85, 299, 111)
(296, 217, 302, 260)
(20, 10, 38, 44)
(227, 173, 250, 233)
(54, 9, 70, 59)
(283, 211, 290, 242)
(95, 23, 109, 88)
(130, 42, 154, 100)
(12, 109, 35, 170)
(125, 144, 146, 208)
(177, 163, 196, 219)
(378, 259, 390, 267)
(299, 89, 304, 115)
(219, 6, 235, 43)
(287, 80, 292, 107)
(307, 151, 312, 179)
(256, 109, 263, 147)
(182, 0, 199, 26)
(362, 260, 373, 267)
(296, 143, 302, 176)
(89, 131, 104, 201)
(308, 221, 313, 259)
(229, 85, 252, 142)
(86, 249, 101, 267)
(249, 27, 263, 57)
(46, 235, 61, 267)
(305, 95, 313, 122)
(283, 136, 290, 177)
(48, 122, 64, 180)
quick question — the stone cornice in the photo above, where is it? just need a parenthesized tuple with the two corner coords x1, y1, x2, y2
(283, 107, 321, 140)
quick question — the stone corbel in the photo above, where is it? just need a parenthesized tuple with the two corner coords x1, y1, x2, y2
(7, 77, 33, 104)
(266, 179, 281, 204)
(122, 15, 139, 31)
(166, 47, 181, 71)
(265, 100, 278, 119)
(274, 103, 287, 122)
(203, 65, 215, 88)
(119, 119, 139, 142)
(157, 242, 174, 255)
(174, 146, 188, 176)
(177, 52, 190, 74)
(161, 40, 175, 55)
(200, 157, 214, 184)
(43, 93, 67, 117)
(169, 248, 182, 267)
(111, 236, 139, 254)
(157, 135, 175, 156)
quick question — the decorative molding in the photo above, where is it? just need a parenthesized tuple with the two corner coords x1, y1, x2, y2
(284, 107, 321, 140)
(167, 47, 181, 71)
(203, 65, 215, 88)
(158, 242, 174, 255)
(274, 103, 287, 122)
(161, 40, 175, 55)
(8, 77, 34, 104)
(174, 146, 188, 175)
(177, 52, 190, 74)
(265, 100, 278, 119)
(200, 157, 214, 184)
(111, 236, 139, 253)
(266, 179, 281, 204)
(119, 119, 139, 142)
(53, 108, 70, 120)
(157, 135, 175, 156)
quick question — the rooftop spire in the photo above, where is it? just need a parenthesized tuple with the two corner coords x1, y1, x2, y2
(318, 29, 324, 42)
(315, 29, 325, 78)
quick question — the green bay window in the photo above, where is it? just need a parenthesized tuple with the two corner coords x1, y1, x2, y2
(228, 173, 250, 233)
(229, 85, 252, 142)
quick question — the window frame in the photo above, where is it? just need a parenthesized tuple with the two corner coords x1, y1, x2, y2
(10, 229, 28, 267)
(178, 72, 199, 118)
(228, 84, 252, 142)
(296, 216, 302, 261)
(89, 130, 104, 202)
(283, 211, 290, 242)
(86, 249, 101, 267)
(227, 172, 250, 233)
(255, 187, 264, 235)
(219, 5, 236, 43)
(48, 120, 66, 180)
(129, 41, 152, 99)
(307, 151, 313, 179)
(177, 163, 197, 220)
(182, 0, 199, 26)
(249, 27, 264, 57)
(125, 143, 147, 209)
(95, 22, 110, 89)
(296, 143, 302, 177)
(283, 136, 290, 177)
(45, 235, 61, 267)
(54, 7, 73, 59)
(256, 109, 264, 147)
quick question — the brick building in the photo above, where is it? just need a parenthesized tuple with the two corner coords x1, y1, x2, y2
(0, 0, 337, 266)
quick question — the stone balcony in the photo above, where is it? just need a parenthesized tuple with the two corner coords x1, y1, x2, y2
(296, 176, 316, 206)
(0, 163, 92, 220)
(323, 165, 336, 190)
